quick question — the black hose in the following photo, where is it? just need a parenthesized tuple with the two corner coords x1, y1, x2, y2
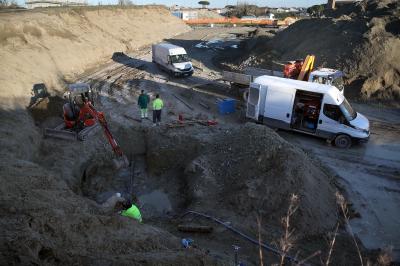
(181, 210, 298, 263)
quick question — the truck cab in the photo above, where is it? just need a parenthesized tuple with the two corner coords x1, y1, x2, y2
(309, 68, 344, 94)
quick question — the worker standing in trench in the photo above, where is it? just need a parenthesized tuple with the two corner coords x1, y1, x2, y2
(152, 94, 164, 126)
(101, 193, 142, 222)
(121, 201, 142, 222)
(137, 90, 150, 121)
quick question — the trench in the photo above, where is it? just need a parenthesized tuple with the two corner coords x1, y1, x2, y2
(78, 128, 193, 219)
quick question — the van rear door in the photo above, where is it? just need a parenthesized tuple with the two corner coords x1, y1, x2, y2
(264, 89, 294, 124)
(246, 83, 267, 120)
(246, 83, 261, 119)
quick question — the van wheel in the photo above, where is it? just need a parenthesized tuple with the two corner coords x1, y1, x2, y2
(334, 134, 352, 148)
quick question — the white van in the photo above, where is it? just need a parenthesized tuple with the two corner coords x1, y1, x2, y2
(246, 76, 370, 148)
(152, 43, 194, 77)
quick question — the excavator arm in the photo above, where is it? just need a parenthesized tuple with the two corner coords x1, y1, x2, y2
(297, 55, 315, 81)
(283, 54, 315, 81)
(79, 101, 128, 168)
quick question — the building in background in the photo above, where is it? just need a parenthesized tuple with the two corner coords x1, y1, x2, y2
(171, 10, 198, 21)
(25, 0, 87, 9)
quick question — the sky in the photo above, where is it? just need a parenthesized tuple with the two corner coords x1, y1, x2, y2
(19, 0, 326, 8)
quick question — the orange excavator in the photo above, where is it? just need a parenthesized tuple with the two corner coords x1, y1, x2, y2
(283, 54, 315, 81)
(44, 83, 129, 169)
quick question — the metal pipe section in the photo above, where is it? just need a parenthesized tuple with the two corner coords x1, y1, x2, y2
(181, 210, 299, 263)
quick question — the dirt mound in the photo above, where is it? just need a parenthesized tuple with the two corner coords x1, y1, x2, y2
(0, 6, 190, 109)
(0, 6, 213, 265)
(146, 123, 338, 237)
(28, 96, 65, 124)
(0, 5, 190, 160)
(197, 9, 223, 19)
(243, 0, 400, 103)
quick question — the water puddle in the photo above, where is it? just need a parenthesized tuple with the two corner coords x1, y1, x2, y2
(195, 36, 241, 50)
(138, 189, 172, 216)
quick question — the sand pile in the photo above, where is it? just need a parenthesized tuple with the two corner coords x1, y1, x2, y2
(0, 5, 190, 162)
(0, 6, 190, 108)
(146, 123, 338, 237)
(242, 0, 400, 103)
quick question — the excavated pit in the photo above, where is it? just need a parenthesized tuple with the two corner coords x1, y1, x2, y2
(144, 123, 339, 237)
(78, 122, 339, 242)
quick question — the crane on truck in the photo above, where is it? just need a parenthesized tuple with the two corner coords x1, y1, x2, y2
(222, 54, 344, 100)
(282, 55, 344, 91)
(44, 83, 129, 169)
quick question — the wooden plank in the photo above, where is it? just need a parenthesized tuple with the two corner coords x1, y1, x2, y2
(172, 94, 194, 111)
(177, 224, 213, 233)
(199, 101, 210, 110)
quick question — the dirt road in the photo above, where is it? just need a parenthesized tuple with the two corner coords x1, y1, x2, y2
(279, 104, 400, 259)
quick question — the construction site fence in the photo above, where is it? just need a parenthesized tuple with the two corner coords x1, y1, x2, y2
(185, 18, 280, 26)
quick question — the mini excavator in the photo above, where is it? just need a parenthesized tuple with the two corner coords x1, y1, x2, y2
(44, 83, 129, 169)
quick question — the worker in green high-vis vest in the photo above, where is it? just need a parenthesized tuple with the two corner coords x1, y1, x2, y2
(152, 94, 164, 126)
(121, 202, 142, 223)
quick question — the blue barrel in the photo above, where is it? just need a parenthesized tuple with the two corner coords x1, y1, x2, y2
(218, 98, 235, 114)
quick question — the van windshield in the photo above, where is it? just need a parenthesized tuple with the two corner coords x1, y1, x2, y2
(170, 54, 189, 64)
(339, 98, 357, 121)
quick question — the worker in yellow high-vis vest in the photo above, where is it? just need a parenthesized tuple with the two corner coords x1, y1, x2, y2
(152, 94, 164, 126)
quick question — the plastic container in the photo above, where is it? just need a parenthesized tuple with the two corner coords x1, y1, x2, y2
(218, 98, 235, 114)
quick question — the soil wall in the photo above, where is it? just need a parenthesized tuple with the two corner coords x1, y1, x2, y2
(242, 0, 400, 103)
(0, 6, 190, 161)
(0, 6, 190, 109)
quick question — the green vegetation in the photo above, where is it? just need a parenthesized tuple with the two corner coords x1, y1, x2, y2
(307, 4, 325, 18)
(0, 0, 21, 9)
(224, 3, 266, 18)
(198, 1, 210, 8)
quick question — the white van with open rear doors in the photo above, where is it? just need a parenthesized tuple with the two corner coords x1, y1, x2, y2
(152, 43, 194, 77)
(246, 76, 370, 148)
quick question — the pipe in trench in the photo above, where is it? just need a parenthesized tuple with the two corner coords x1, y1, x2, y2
(181, 210, 299, 264)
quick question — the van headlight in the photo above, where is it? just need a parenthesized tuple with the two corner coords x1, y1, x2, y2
(353, 126, 369, 134)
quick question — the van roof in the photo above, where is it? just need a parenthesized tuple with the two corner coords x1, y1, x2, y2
(253, 75, 344, 105)
(155, 42, 184, 50)
(154, 42, 187, 56)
